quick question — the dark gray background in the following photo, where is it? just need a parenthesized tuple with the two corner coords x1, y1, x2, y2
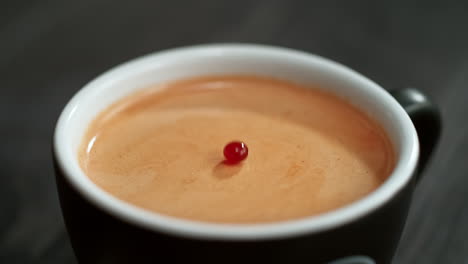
(1, 0, 467, 263)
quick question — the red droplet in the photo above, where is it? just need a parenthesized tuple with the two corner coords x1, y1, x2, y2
(223, 141, 248, 164)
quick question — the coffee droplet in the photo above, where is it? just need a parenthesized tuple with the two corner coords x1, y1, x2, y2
(223, 141, 248, 164)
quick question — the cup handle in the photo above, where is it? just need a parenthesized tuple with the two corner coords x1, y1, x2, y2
(390, 88, 442, 180)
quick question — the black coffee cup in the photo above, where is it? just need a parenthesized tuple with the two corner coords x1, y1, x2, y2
(53, 44, 441, 264)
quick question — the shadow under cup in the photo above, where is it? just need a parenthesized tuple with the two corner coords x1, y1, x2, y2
(53, 44, 420, 264)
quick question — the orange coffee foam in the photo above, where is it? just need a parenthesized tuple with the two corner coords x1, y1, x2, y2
(79, 76, 395, 223)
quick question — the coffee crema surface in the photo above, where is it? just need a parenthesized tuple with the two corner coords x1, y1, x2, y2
(79, 76, 395, 223)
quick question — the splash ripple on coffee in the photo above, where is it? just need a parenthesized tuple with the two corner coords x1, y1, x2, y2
(79, 76, 395, 223)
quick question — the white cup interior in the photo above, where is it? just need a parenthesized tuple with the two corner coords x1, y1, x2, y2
(54, 44, 419, 240)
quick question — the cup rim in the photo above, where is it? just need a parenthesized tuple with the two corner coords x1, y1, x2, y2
(53, 43, 419, 240)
